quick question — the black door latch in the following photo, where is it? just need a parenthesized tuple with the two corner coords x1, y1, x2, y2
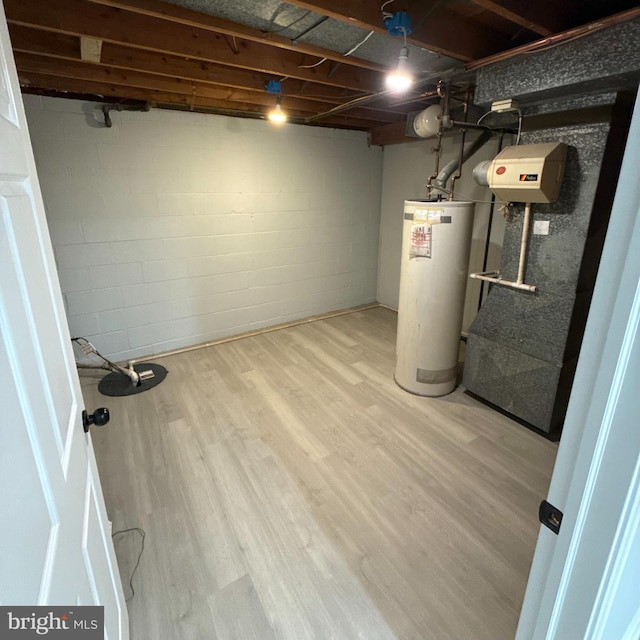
(539, 499, 563, 534)
(83, 408, 110, 433)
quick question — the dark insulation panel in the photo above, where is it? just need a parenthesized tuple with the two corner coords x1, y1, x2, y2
(464, 94, 634, 433)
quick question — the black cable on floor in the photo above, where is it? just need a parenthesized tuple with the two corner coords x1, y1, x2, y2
(112, 527, 146, 603)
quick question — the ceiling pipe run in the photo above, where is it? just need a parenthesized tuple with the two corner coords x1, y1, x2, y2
(305, 7, 640, 125)
(464, 7, 640, 72)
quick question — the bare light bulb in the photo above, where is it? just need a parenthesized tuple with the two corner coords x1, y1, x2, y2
(268, 102, 287, 124)
(386, 46, 413, 93)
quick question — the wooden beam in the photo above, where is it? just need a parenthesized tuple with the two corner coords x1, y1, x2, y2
(466, 0, 568, 35)
(18, 73, 378, 130)
(369, 120, 415, 146)
(14, 53, 398, 122)
(281, 0, 512, 61)
(5, 0, 383, 92)
(85, 0, 385, 72)
(8, 24, 399, 114)
(80, 36, 102, 62)
(8, 25, 80, 58)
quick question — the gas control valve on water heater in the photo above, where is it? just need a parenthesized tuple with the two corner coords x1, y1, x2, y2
(395, 200, 475, 396)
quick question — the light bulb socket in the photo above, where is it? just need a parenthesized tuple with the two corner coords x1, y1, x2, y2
(267, 100, 287, 124)
(386, 46, 413, 92)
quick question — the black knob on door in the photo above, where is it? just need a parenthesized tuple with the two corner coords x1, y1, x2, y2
(83, 408, 110, 433)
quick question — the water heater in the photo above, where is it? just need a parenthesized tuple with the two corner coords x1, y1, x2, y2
(395, 200, 475, 396)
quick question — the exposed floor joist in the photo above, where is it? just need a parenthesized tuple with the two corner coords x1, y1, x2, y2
(84, 0, 386, 71)
(466, 0, 565, 35)
(13, 52, 402, 124)
(281, 0, 512, 61)
(6, 0, 383, 92)
(9, 24, 408, 118)
(19, 75, 383, 131)
(7, 0, 639, 141)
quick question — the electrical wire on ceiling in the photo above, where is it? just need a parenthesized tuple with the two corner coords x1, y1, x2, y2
(304, 89, 390, 122)
(515, 112, 523, 145)
(297, 27, 375, 73)
(224, 35, 239, 54)
(292, 12, 332, 69)
(276, 5, 639, 127)
(299, 57, 328, 69)
(295, 90, 369, 100)
(343, 30, 375, 57)
(381, 0, 395, 20)
(399, 25, 408, 48)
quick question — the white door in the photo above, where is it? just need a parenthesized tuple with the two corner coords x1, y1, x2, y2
(517, 92, 640, 638)
(0, 3, 128, 637)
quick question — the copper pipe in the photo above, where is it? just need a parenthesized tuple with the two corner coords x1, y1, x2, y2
(464, 8, 640, 72)
(426, 95, 445, 197)
(303, 90, 391, 123)
(449, 87, 473, 199)
(388, 89, 440, 108)
(305, 7, 640, 124)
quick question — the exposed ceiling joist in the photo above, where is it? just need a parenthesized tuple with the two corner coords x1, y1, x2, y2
(281, 0, 512, 61)
(84, 0, 385, 71)
(9, 24, 403, 114)
(19, 73, 379, 130)
(14, 52, 400, 122)
(466, 0, 569, 36)
(369, 121, 414, 146)
(5, 0, 383, 92)
(6, 0, 638, 143)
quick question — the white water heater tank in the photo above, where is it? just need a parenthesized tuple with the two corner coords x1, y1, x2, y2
(395, 200, 475, 396)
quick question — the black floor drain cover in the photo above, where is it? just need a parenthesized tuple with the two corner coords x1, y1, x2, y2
(98, 363, 168, 397)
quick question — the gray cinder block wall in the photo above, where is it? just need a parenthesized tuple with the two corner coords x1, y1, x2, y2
(24, 97, 382, 361)
(463, 18, 640, 434)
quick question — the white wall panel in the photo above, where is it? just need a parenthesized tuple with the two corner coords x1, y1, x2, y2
(24, 95, 382, 360)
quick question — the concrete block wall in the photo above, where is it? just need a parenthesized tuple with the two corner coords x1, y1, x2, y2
(24, 96, 382, 361)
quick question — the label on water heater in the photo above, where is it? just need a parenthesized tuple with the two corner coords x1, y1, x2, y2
(410, 224, 431, 258)
(428, 210, 450, 224)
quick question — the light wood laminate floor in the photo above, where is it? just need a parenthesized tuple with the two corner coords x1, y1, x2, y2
(84, 307, 557, 640)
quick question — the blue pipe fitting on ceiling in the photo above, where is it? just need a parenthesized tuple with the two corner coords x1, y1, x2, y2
(265, 80, 282, 95)
(384, 12, 412, 37)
